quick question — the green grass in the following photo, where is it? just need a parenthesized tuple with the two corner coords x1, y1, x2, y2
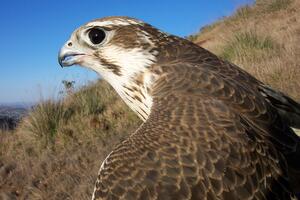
(22, 100, 70, 146)
(220, 31, 278, 62)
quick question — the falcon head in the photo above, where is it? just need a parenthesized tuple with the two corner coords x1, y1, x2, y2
(58, 16, 184, 120)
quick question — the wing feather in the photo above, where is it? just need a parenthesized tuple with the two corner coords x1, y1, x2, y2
(93, 62, 296, 199)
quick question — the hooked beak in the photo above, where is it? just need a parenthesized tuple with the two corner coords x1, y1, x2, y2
(58, 41, 85, 68)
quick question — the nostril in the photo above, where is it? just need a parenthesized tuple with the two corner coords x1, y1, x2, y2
(67, 41, 73, 47)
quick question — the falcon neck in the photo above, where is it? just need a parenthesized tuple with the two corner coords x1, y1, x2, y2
(94, 43, 160, 121)
(108, 69, 157, 122)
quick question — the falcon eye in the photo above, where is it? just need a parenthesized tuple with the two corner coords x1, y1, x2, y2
(88, 28, 106, 45)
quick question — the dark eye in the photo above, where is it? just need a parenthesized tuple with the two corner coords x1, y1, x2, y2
(88, 28, 106, 45)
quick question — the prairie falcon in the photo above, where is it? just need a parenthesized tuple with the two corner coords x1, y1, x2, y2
(58, 16, 300, 200)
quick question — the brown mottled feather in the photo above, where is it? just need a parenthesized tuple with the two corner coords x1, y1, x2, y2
(93, 38, 299, 199)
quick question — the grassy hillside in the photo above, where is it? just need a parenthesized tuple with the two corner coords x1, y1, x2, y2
(191, 0, 300, 100)
(0, 81, 140, 199)
(1, 0, 299, 199)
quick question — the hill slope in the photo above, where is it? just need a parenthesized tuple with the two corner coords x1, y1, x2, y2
(1, 0, 299, 199)
(192, 0, 300, 100)
(0, 81, 140, 199)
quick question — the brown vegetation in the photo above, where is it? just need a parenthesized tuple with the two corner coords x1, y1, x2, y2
(194, 0, 300, 100)
(0, 81, 140, 199)
(1, 0, 299, 199)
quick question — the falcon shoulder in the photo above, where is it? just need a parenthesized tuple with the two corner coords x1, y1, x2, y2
(159, 40, 300, 130)
(93, 60, 299, 200)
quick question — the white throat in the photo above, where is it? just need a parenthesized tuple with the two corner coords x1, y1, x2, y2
(90, 44, 157, 121)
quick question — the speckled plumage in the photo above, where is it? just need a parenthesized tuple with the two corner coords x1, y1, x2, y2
(58, 16, 300, 200)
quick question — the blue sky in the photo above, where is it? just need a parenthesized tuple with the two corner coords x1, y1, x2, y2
(0, 0, 253, 104)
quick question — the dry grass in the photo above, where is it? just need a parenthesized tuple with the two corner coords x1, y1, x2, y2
(0, 81, 140, 199)
(195, 0, 300, 100)
(257, 0, 293, 12)
(1, 0, 299, 199)
(22, 100, 69, 147)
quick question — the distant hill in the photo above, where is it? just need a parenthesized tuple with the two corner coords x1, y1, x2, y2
(0, 105, 28, 130)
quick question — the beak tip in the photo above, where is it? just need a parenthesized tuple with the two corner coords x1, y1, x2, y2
(58, 57, 64, 68)
(58, 49, 64, 68)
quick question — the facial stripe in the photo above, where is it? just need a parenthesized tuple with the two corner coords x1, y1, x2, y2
(134, 95, 142, 103)
(98, 57, 122, 76)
